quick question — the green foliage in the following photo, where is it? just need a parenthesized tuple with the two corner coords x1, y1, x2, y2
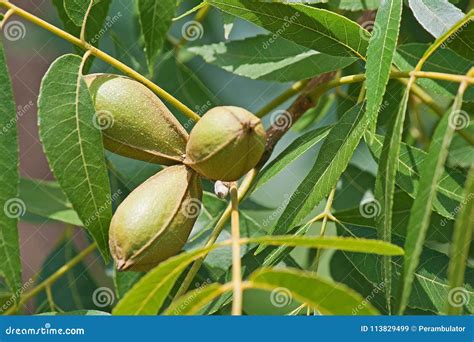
(38, 54, 112, 261)
(0, 0, 472, 317)
(206, 0, 369, 58)
(248, 268, 379, 315)
(365, 0, 402, 134)
(266, 104, 367, 238)
(0, 39, 21, 293)
(138, 0, 178, 69)
(188, 35, 356, 82)
(408, 0, 464, 38)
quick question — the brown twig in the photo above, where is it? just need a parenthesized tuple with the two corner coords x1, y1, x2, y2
(258, 72, 337, 167)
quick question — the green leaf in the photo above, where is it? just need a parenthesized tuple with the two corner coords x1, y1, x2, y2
(395, 43, 474, 101)
(64, 0, 94, 26)
(268, 104, 368, 237)
(442, 18, 474, 61)
(335, 224, 474, 315)
(53, 0, 112, 45)
(113, 270, 144, 299)
(38, 310, 110, 316)
(38, 54, 112, 261)
(329, 0, 381, 11)
(248, 268, 379, 315)
(365, 0, 402, 134)
(188, 35, 357, 82)
(251, 126, 331, 192)
(396, 74, 471, 314)
(206, 0, 369, 58)
(449, 127, 474, 168)
(0, 39, 21, 292)
(408, 0, 464, 38)
(248, 236, 404, 256)
(113, 246, 217, 315)
(36, 239, 102, 313)
(336, 190, 455, 245)
(447, 167, 474, 315)
(373, 75, 406, 312)
(164, 283, 231, 315)
(19, 178, 82, 226)
(370, 135, 466, 219)
(138, 0, 178, 68)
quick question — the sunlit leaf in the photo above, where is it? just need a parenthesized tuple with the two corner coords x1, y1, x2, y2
(248, 268, 379, 315)
(365, 0, 402, 134)
(408, 0, 464, 38)
(188, 35, 356, 82)
(206, 0, 369, 58)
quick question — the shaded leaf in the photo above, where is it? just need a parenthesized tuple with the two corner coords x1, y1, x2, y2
(251, 126, 331, 192)
(336, 224, 474, 315)
(19, 178, 82, 226)
(396, 74, 471, 314)
(443, 17, 474, 61)
(138, 0, 178, 68)
(36, 240, 102, 313)
(370, 0, 405, 305)
(395, 43, 474, 101)
(268, 104, 368, 238)
(38, 54, 112, 260)
(447, 167, 474, 314)
(370, 135, 466, 219)
(53, 0, 112, 46)
(336, 190, 455, 245)
(0, 39, 21, 292)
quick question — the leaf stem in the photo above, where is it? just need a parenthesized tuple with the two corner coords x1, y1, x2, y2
(230, 182, 242, 315)
(0, 1, 200, 122)
(310, 187, 337, 272)
(173, 169, 258, 300)
(3, 243, 97, 315)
